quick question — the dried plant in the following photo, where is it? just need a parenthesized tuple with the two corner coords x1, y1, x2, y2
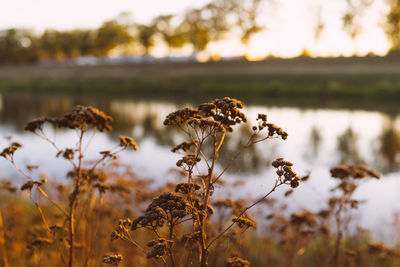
(0, 98, 395, 267)
(112, 97, 300, 266)
(1, 105, 137, 267)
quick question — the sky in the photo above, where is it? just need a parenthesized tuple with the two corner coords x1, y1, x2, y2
(0, 0, 392, 58)
(0, 0, 211, 30)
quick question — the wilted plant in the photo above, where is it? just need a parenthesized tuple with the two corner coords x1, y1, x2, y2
(112, 97, 301, 266)
(327, 165, 380, 267)
(0, 98, 394, 267)
(0, 105, 138, 267)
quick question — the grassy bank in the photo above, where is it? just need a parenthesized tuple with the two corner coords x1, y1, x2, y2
(1, 56, 400, 110)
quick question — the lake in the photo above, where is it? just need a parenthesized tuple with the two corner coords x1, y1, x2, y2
(0, 93, 399, 242)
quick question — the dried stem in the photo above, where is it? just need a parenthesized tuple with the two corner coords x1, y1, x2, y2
(207, 179, 283, 249)
(68, 129, 85, 267)
(0, 210, 9, 267)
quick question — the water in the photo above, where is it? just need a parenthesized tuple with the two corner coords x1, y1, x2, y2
(0, 93, 399, 241)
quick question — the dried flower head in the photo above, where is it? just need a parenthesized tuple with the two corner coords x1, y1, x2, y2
(27, 238, 53, 249)
(176, 153, 201, 167)
(24, 117, 47, 132)
(111, 219, 132, 240)
(164, 107, 199, 125)
(330, 165, 380, 179)
(0, 142, 22, 159)
(21, 178, 47, 192)
(103, 254, 123, 265)
(146, 238, 173, 259)
(290, 210, 317, 227)
(226, 257, 250, 267)
(119, 135, 138, 150)
(171, 140, 198, 153)
(232, 216, 257, 229)
(0, 181, 18, 193)
(272, 158, 301, 188)
(56, 105, 112, 131)
(131, 192, 188, 230)
(56, 148, 75, 160)
(175, 182, 201, 194)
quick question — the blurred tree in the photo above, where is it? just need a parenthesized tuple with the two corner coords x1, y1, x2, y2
(337, 127, 364, 165)
(235, 0, 264, 44)
(178, 9, 210, 53)
(153, 15, 186, 55)
(0, 29, 39, 64)
(386, 0, 400, 52)
(94, 20, 133, 57)
(137, 24, 156, 55)
(377, 117, 400, 172)
(342, 0, 372, 40)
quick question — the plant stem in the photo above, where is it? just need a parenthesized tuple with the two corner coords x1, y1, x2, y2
(68, 130, 84, 267)
(207, 179, 282, 249)
(0, 210, 9, 267)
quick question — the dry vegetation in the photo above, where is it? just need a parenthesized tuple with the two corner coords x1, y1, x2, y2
(0, 97, 397, 267)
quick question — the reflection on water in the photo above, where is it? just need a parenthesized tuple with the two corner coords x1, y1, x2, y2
(1, 93, 400, 175)
(337, 127, 364, 165)
(376, 116, 400, 172)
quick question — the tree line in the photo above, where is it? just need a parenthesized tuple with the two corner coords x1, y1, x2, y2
(1, 0, 400, 64)
(0, 0, 262, 64)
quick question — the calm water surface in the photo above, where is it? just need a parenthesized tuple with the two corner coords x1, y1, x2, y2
(0, 94, 399, 241)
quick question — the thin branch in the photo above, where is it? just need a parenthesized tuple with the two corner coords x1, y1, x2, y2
(207, 179, 283, 249)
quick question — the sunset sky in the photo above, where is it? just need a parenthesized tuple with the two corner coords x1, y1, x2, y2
(0, 0, 392, 58)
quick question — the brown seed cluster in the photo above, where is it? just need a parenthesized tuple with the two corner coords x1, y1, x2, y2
(175, 182, 201, 194)
(232, 216, 257, 229)
(164, 97, 247, 132)
(56, 105, 112, 131)
(272, 158, 301, 188)
(21, 178, 47, 192)
(180, 232, 201, 244)
(111, 219, 132, 240)
(226, 256, 250, 267)
(131, 192, 188, 230)
(56, 148, 75, 160)
(367, 242, 400, 258)
(253, 113, 288, 140)
(27, 238, 53, 249)
(188, 117, 226, 133)
(24, 105, 112, 132)
(66, 169, 106, 183)
(330, 165, 380, 179)
(290, 210, 317, 228)
(171, 140, 198, 153)
(198, 97, 247, 132)
(103, 254, 123, 265)
(176, 154, 201, 167)
(0, 181, 18, 193)
(24, 117, 49, 132)
(213, 199, 234, 209)
(94, 182, 110, 194)
(146, 238, 173, 259)
(163, 107, 199, 125)
(119, 136, 138, 150)
(0, 142, 22, 159)
(266, 123, 288, 140)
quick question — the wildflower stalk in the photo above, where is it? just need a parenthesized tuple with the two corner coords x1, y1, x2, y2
(207, 179, 283, 249)
(0, 210, 9, 267)
(68, 129, 84, 267)
(333, 199, 344, 267)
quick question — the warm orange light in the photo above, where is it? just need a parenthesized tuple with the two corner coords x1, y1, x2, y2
(245, 54, 265, 61)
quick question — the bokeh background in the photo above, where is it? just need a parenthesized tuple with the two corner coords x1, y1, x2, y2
(1, 0, 400, 245)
